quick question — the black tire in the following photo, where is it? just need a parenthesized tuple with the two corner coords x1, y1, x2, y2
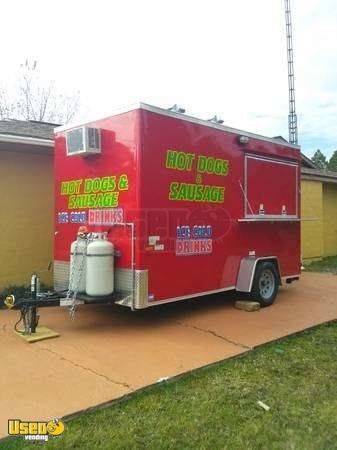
(250, 261, 279, 307)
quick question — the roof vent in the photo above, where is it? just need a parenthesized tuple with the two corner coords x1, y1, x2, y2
(167, 104, 186, 114)
(207, 115, 224, 124)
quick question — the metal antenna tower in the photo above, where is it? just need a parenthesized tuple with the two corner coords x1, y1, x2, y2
(284, 0, 298, 145)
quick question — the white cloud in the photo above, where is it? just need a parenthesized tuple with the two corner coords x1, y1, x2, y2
(1, 0, 336, 158)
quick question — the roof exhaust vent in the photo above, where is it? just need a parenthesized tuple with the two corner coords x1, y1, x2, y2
(207, 115, 224, 124)
(167, 104, 186, 114)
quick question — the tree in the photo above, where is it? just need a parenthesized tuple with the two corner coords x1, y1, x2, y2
(0, 60, 79, 124)
(311, 149, 327, 170)
(327, 151, 337, 172)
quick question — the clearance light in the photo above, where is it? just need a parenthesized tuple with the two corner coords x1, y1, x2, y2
(238, 135, 250, 145)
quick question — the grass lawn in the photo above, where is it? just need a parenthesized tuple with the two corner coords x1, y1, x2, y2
(3, 321, 337, 450)
(304, 255, 337, 274)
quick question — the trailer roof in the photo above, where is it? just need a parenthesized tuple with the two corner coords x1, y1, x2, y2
(55, 103, 300, 150)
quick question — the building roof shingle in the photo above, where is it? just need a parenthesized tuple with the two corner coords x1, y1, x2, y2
(302, 166, 337, 184)
(0, 119, 58, 140)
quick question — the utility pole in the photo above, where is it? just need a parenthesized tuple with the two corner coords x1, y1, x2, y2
(284, 0, 298, 145)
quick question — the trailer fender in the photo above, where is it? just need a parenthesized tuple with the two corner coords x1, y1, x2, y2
(236, 257, 281, 293)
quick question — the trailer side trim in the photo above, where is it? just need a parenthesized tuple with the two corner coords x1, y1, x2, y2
(238, 217, 300, 222)
(147, 286, 236, 307)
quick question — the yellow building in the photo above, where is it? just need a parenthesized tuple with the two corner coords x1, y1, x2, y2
(301, 155, 337, 261)
(0, 120, 54, 289)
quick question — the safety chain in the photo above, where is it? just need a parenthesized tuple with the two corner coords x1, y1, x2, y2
(67, 234, 91, 320)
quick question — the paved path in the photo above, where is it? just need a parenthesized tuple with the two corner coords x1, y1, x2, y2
(0, 272, 336, 438)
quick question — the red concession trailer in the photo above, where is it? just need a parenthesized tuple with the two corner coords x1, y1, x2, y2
(53, 103, 301, 311)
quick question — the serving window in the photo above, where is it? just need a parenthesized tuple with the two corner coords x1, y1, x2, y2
(244, 155, 299, 219)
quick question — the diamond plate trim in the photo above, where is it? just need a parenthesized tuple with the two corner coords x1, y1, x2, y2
(54, 260, 70, 292)
(134, 270, 148, 309)
(53, 261, 149, 309)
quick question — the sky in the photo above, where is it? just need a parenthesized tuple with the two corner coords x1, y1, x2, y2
(1, 0, 337, 158)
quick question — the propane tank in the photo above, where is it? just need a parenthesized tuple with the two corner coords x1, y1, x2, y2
(69, 237, 87, 293)
(86, 234, 114, 296)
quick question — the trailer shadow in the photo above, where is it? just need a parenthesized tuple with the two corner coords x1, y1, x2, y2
(65, 288, 283, 333)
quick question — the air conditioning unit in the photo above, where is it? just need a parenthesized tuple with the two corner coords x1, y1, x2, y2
(66, 126, 101, 156)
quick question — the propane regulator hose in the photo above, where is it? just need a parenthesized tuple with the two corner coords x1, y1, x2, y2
(14, 309, 25, 333)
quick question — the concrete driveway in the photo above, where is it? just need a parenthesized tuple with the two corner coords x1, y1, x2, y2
(0, 272, 336, 438)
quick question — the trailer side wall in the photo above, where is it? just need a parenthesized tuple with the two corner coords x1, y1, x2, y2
(138, 110, 301, 302)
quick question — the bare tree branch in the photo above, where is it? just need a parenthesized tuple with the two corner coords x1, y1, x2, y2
(0, 59, 79, 124)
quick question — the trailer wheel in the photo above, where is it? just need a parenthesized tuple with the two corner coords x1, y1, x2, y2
(251, 261, 279, 307)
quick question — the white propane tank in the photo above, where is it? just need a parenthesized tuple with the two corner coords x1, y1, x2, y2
(86, 235, 114, 296)
(69, 238, 87, 293)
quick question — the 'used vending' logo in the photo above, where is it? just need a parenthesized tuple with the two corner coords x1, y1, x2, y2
(8, 419, 65, 442)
